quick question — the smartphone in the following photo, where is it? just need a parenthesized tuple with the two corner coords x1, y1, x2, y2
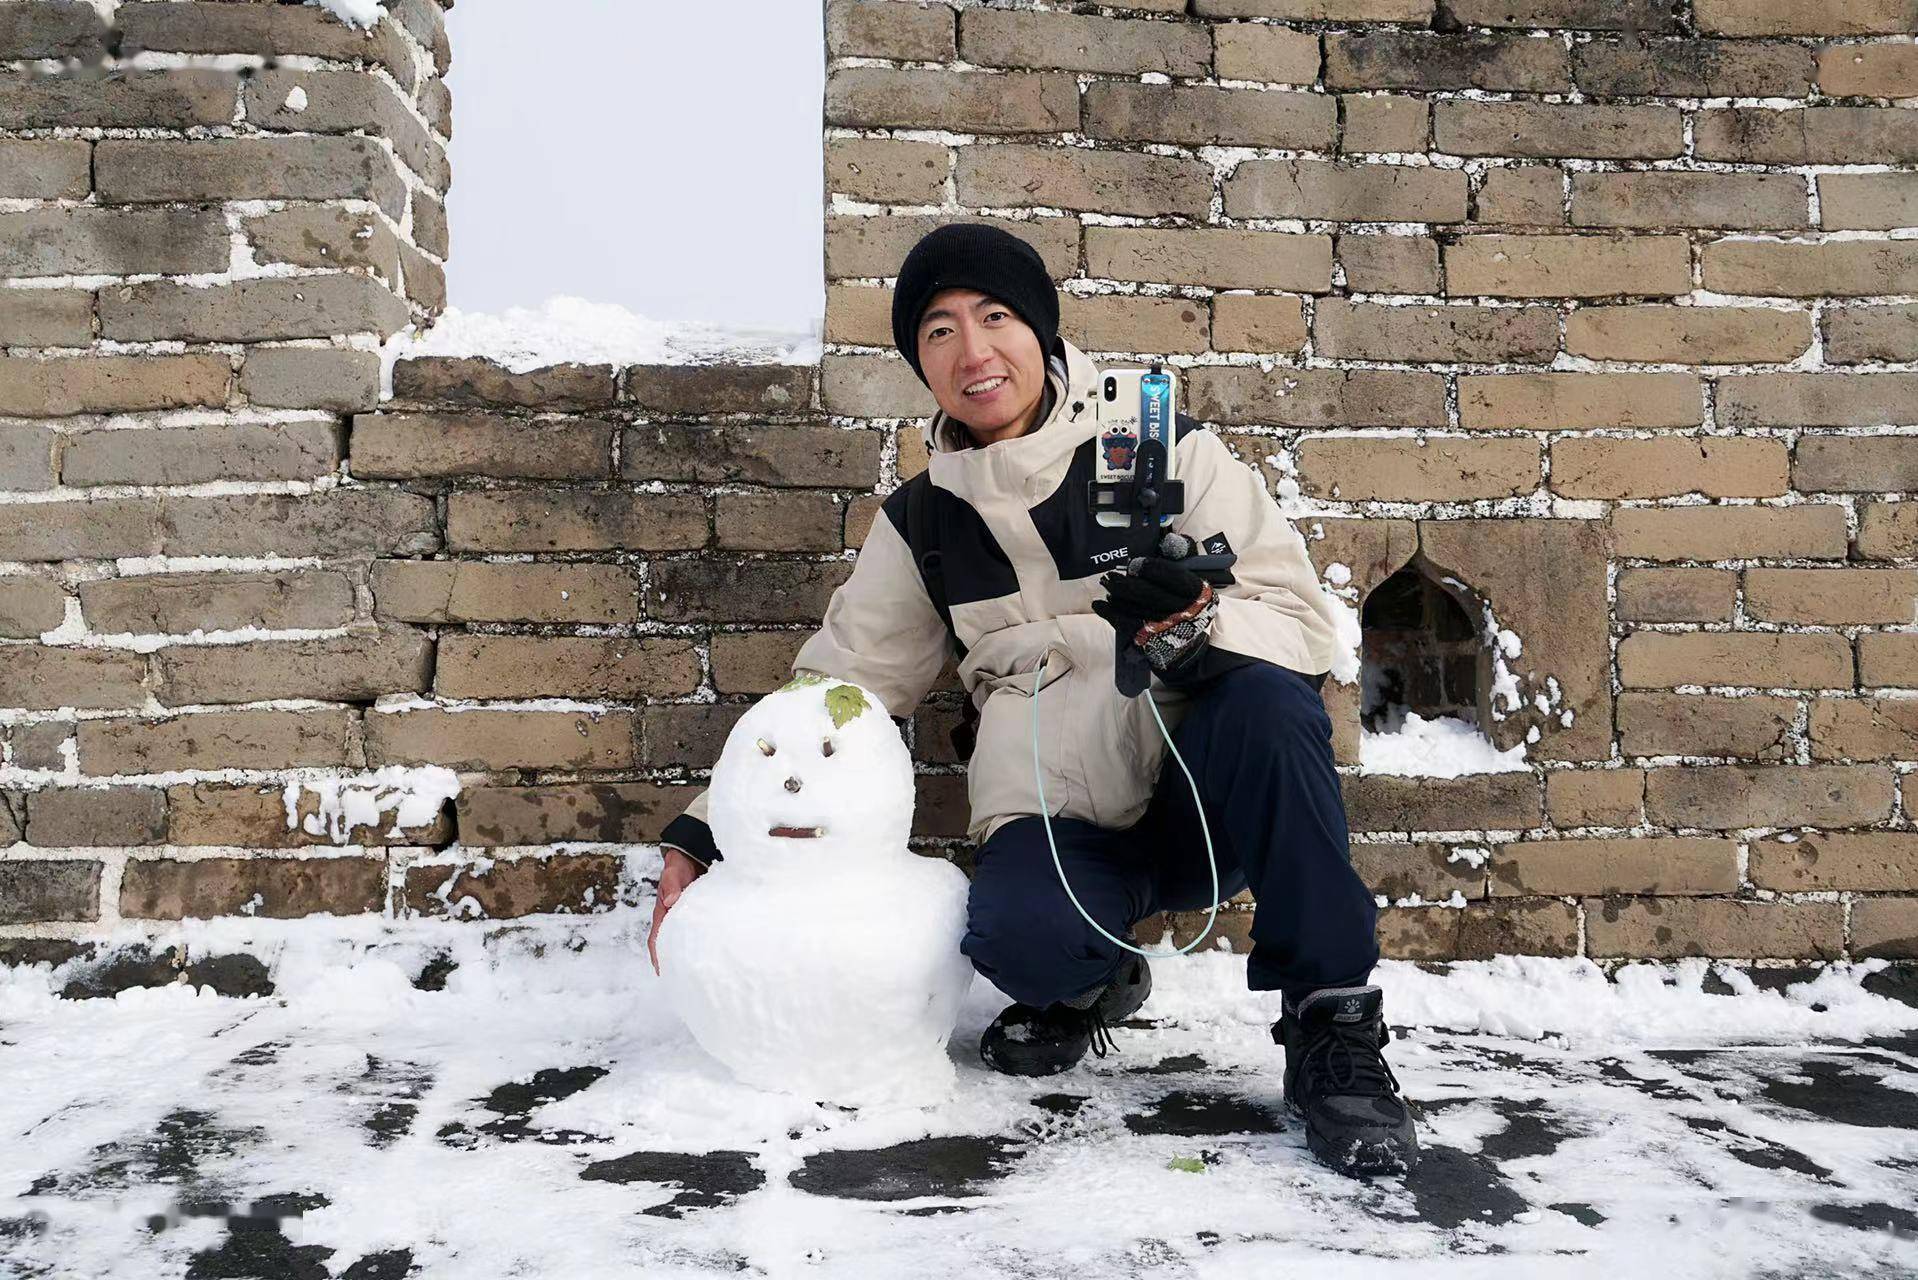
(1093, 366, 1178, 528)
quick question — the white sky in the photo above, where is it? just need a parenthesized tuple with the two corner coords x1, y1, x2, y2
(442, 0, 826, 334)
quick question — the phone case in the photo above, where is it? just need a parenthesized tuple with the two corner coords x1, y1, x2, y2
(1094, 366, 1178, 528)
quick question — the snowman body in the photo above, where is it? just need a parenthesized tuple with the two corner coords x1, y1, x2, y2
(659, 677, 974, 1105)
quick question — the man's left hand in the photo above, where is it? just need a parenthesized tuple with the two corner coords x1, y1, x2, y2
(1093, 557, 1220, 673)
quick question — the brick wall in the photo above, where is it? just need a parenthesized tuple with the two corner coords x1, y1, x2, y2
(1, 0, 1914, 966)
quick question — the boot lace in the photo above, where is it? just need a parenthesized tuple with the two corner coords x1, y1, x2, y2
(1080, 1004, 1117, 1059)
(1298, 1020, 1400, 1099)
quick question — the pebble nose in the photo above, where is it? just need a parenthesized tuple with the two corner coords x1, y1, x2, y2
(783, 777, 802, 793)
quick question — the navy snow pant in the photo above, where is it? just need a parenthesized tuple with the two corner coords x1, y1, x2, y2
(960, 662, 1378, 1008)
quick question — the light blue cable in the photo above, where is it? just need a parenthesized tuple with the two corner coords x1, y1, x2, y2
(1028, 649, 1221, 958)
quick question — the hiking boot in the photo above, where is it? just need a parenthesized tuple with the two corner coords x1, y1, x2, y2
(1273, 985, 1418, 1177)
(979, 957, 1152, 1077)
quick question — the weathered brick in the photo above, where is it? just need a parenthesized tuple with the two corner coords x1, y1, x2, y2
(961, 9, 1209, 76)
(1088, 227, 1332, 292)
(824, 284, 894, 346)
(1565, 306, 1812, 364)
(818, 354, 937, 418)
(623, 365, 812, 416)
(100, 274, 411, 343)
(846, 495, 886, 549)
(1853, 898, 1918, 960)
(1611, 505, 1850, 561)
(0, 577, 68, 638)
(1728, 378, 1918, 434)
(1350, 842, 1488, 903)
(1298, 437, 1538, 501)
(1339, 94, 1429, 153)
(1549, 437, 1787, 500)
(1752, 832, 1918, 893)
(9, 723, 69, 772)
(1459, 373, 1701, 430)
(1435, 102, 1682, 159)
(1546, 768, 1645, 828)
(152, 628, 432, 707)
(1445, 235, 1690, 299)
(121, 856, 385, 921)
(1616, 568, 1736, 623)
(1060, 294, 1209, 355)
(0, 861, 99, 925)
(1747, 568, 1918, 626)
(239, 347, 381, 413)
(1704, 240, 1918, 298)
(1695, 108, 1918, 166)
(1585, 898, 1843, 961)
(95, 137, 406, 219)
(64, 422, 341, 487)
(350, 413, 613, 480)
(402, 853, 623, 919)
(1818, 174, 1918, 233)
(825, 138, 948, 205)
(957, 145, 1212, 219)
(0, 354, 230, 418)
(827, 68, 1076, 134)
(622, 423, 883, 488)
(118, 0, 418, 81)
(0, 498, 162, 562)
(1336, 235, 1439, 294)
(1491, 837, 1736, 897)
(1377, 900, 1579, 961)
(412, 192, 449, 260)
(1210, 294, 1307, 353)
(1445, 0, 1678, 28)
(711, 631, 812, 694)
(0, 647, 147, 711)
(242, 206, 401, 284)
(1213, 23, 1320, 84)
(1473, 166, 1564, 226)
(1314, 300, 1555, 363)
(1619, 632, 1852, 690)
(1326, 32, 1569, 92)
(643, 704, 750, 768)
(1859, 504, 1918, 560)
(391, 357, 617, 411)
(0, 288, 91, 347)
(1189, 368, 1445, 427)
(80, 570, 356, 635)
(162, 491, 439, 559)
(1695, 0, 1918, 36)
(0, 69, 237, 130)
(716, 491, 847, 554)
(170, 778, 448, 848)
(371, 561, 638, 625)
(1343, 773, 1541, 833)
(1618, 692, 1796, 760)
(826, 215, 1079, 280)
(446, 491, 706, 554)
(648, 561, 852, 625)
(365, 708, 639, 771)
(79, 710, 359, 775)
(1818, 42, 1918, 97)
(455, 782, 680, 849)
(1573, 37, 1814, 97)
(0, 1, 105, 59)
(1570, 172, 1806, 231)
(1645, 765, 1894, 828)
(0, 423, 54, 491)
(0, 139, 88, 199)
(1193, 0, 1433, 17)
(27, 788, 165, 847)
(243, 68, 445, 189)
(435, 636, 700, 701)
(1860, 634, 1918, 688)
(1085, 82, 1334, 149)
(825, 0, 954, 60)
(1825, 304, 1918, 364)
(1809, 697, 1918, 762)
(1225, 160, 1466, 223)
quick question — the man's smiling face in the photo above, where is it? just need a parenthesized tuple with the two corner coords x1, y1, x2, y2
(916, 287, 1048, 447)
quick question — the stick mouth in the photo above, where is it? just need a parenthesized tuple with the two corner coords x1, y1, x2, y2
(768, 826, 824, 839)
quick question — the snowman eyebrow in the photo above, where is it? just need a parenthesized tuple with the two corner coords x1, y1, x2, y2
(821, 739, 835, 756)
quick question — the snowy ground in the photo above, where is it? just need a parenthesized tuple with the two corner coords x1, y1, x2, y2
(4, 913, 1918, 1279)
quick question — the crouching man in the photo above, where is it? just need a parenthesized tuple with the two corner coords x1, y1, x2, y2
(652, 223, 1416, 1176)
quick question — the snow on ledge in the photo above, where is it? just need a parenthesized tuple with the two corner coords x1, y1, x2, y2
(308, 0, 386, 29)
(1360, 711, 1530, 778)
(380, 297, 825, 386)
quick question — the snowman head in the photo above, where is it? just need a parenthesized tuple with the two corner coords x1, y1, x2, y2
(707, 675, 915, 873)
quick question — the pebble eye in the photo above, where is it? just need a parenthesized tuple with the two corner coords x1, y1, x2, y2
(756, 738, 775, 757)
(821, 739, 835, 757)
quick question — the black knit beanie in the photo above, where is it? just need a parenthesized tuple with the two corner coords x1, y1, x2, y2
(891, 223, 1060, 386)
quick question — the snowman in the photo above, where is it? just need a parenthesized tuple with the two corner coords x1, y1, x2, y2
(658, 674, 974, 1105)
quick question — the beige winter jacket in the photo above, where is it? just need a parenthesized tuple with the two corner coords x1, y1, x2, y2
(660, 338, 1342, 863)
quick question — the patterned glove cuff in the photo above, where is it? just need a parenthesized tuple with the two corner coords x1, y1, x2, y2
(1136, 589, 1219, 673)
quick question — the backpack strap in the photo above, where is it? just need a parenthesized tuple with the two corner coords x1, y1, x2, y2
(903, 472, 979, 761)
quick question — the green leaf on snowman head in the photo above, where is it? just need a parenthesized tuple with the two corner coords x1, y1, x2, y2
(824, 683, 870, 730)
(780, 671, 830, 692)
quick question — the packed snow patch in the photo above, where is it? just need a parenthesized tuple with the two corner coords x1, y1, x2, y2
(1361, 711, 1530, 777)
(308, 0, 385, 28)
(282, 765, 461, 843)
